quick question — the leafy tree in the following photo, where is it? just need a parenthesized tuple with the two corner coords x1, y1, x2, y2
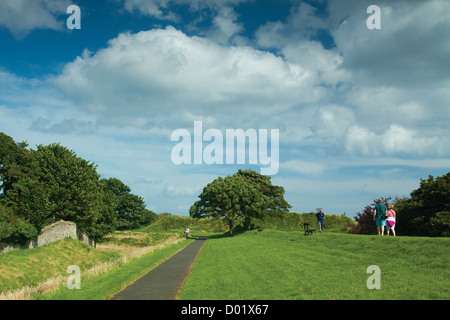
(0, 204, 38, 243)
(234, 169, 291, 229)
(0, 133, 37, 195)
(0, 133, 155, 243)
(0, 133, 49, 242)
(34, 143, 110, 240)
(101, 177, 155, 229)
(395, 173, 450, 237)
(190, 169, 291, 236)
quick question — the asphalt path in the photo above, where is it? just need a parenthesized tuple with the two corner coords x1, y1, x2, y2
(110, 236, 207, 300)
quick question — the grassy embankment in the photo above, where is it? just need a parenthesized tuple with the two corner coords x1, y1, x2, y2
(0, 215, 226, 299)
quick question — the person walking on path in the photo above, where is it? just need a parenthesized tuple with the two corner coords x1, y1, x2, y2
(386, 204, 396, 236)
(373, 198, 387, 236)
(316, 208, 325, 233)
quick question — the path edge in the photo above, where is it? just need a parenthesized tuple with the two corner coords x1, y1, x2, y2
(174, 237, 208, 300)
(107, 238, 196, 300)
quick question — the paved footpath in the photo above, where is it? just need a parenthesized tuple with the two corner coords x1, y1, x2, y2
(110, 236, 207, 300)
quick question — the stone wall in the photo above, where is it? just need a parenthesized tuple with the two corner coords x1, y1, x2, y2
(0, 220, 95, 253)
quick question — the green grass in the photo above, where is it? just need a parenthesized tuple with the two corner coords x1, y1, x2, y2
(177, 230, 450, 300)
(39, 238, 194, 300)
(98, 230, 175, 247)
(3, 214, 448, 300)
(0, 238, 120, 295)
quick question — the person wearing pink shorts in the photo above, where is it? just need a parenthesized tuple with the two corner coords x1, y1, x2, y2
(386, 204, 396, 236)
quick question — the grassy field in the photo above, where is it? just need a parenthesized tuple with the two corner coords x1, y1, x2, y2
(178, 229, 450, 300)
(1, 214, 448, 300)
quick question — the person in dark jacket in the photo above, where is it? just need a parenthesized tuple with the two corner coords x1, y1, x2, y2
(316, 208, 325, 232)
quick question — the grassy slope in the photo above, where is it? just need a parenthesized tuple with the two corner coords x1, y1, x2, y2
(0, 238, 120, 295)
(178, 229, 450, 300)
(141, 214, 228, 234)
(0, 214, 225, 299)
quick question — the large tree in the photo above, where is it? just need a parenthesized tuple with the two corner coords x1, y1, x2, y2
(34, 143, 113, 240)
(190, 169, 291, 236)
(0, 133, 47, 242)
(395, 173, 450, 237)
(101, 177, 155, 229)
(0, 133, 156, 243)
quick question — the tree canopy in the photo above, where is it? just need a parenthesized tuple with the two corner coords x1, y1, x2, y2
(101, 177, 155, 229)
(395, 173, 450, 237)
(190, 169, 291, 235)
(0, 132, 155, 243)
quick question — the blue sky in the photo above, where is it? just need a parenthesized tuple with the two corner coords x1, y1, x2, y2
(1, 0, 449, 218)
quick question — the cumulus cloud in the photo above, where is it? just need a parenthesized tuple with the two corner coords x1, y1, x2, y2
(345, 124, 447, 156)
(52, 26, 325, 130)
(206, 6, 244, 44)
(310, 105, 355, 141)
(255, 2, 329, 48)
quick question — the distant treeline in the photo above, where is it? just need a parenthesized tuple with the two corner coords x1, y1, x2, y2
(0, 132, 155, 244)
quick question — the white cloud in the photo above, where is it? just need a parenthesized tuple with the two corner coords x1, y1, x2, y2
(280, 41, 351, 87)
(123, 0, 177, 21)
(255, 2, 329, 47)
(310, 105, 355, 141)
(345, 124, 447, 156)
(52, 26, 325, 130)
(206, 6, 243, 44)
(0, 0, 71, 38)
